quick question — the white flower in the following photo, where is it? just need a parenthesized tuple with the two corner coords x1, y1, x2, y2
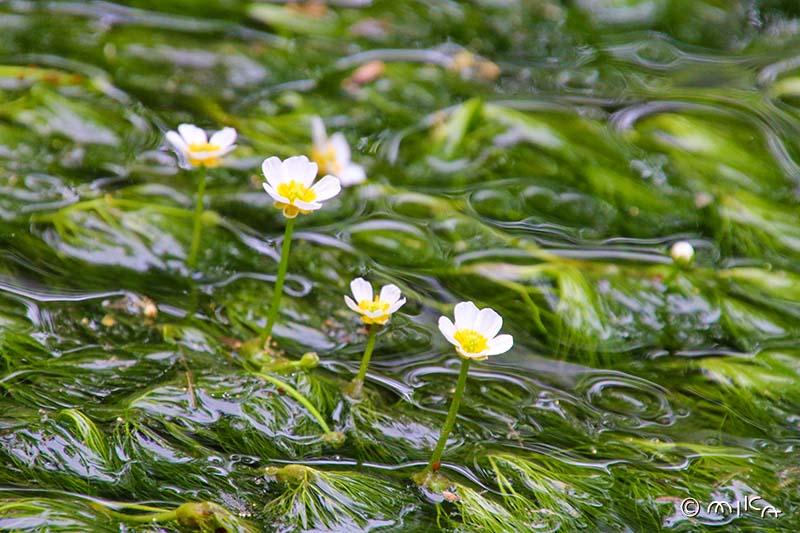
(438, 302, 513, 361)
(165, 124, 237, 168)
(670, 241, 694, 265)
(344, 277, 405, 325)
(261, 155, 341, 219)
(311, 116, 366, 187)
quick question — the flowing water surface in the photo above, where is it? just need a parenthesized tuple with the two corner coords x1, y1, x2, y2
(1, 1, 800, 532)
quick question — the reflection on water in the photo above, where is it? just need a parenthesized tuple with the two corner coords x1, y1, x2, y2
(1, 0, 800, 532)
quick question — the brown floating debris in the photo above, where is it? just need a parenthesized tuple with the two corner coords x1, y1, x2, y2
(287, 1, 328, 17)
(442, 489, 460, 502)
(450, 50, 501, 81)
(343, 60, 386, 92)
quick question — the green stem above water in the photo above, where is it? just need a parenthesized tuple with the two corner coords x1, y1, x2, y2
(427, 357, 471, 471)
(356, 326, 379, 383)
(262, 217, 296, 343)
(187, 166, 207, 269)
(344, 325, 378, 398)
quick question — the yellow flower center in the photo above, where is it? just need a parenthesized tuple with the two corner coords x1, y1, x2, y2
(277, 180, 317, 204)
(188, 142, 220, 154)
(312, 144, 342, 175)
(187, 142, 221, 167)
(453, 329, 489, 354)
(273, 180, 318, 218)
(358, 296, 390, 314)
(357, 297, 391, 325)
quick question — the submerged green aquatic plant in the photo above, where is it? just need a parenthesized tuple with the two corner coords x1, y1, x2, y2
(488, 452, 609, 530)
(252, 369, 345, 446)
(166, 124, 237, 269)
(342, 277, 406, 398)
(263, 464, 417, 532)
(93, 499, 252, 533)
(0, 496, 120, 533)
(435, 479, 537, 533)
(260, 156, 341, 343)
(413, 468, 537, 533)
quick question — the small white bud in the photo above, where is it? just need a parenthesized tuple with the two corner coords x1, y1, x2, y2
(670, 241, 694, 266)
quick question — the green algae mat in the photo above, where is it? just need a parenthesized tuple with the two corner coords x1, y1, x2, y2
(2, 1, 800, 532)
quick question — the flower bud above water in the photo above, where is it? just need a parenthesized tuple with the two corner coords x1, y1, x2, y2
(670, 241, 695, 266)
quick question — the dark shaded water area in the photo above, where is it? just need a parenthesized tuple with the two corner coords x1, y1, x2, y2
(1, 1, 800, 531)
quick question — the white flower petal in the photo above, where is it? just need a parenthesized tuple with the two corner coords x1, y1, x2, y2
(474, 307, 503, 339)
(454, 301, 479, 330)
(293, 199, 322, 211)
(217, 144, 236, 158)
(262, 156, 285, 187)
(283, 155, 317, 187)
(311, 116, 327, 147)
(388, 297, 406, 314)
(177, 124, 207, 145)
(379, 284, 402, 305)
(209, 127, 237, 149)
(165, 130, 188, 154)
(261, 156, 284, 190)
(262, 183, 289, 203)
(484, 334, 514, 356)
(329, 132, 351, 163)
(309, 175, 341, 202)
(344, 295, 362, 314)
(350, 278, 373, 302)
(338, 163, 366, 187)
(438, 316, 457, 345)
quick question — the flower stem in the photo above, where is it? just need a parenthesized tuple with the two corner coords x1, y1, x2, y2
(254, 371, 330, 433)
(344, 325, 378, 399)
(663, 264, 680, 286)
(427, 357, 471, 471)
(262, 217, 296, 343)
(179, 351, 197, 409)
(356, 326, 378, 383)
(187, 166, 207, 269)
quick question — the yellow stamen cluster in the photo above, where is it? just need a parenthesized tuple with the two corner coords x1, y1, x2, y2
(274, 180, 317, 218)
(358, 296, 391, 325)
(312, 144, 342, 175)
(188, 142, 221, 167)
(453, 329, 489, 354)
